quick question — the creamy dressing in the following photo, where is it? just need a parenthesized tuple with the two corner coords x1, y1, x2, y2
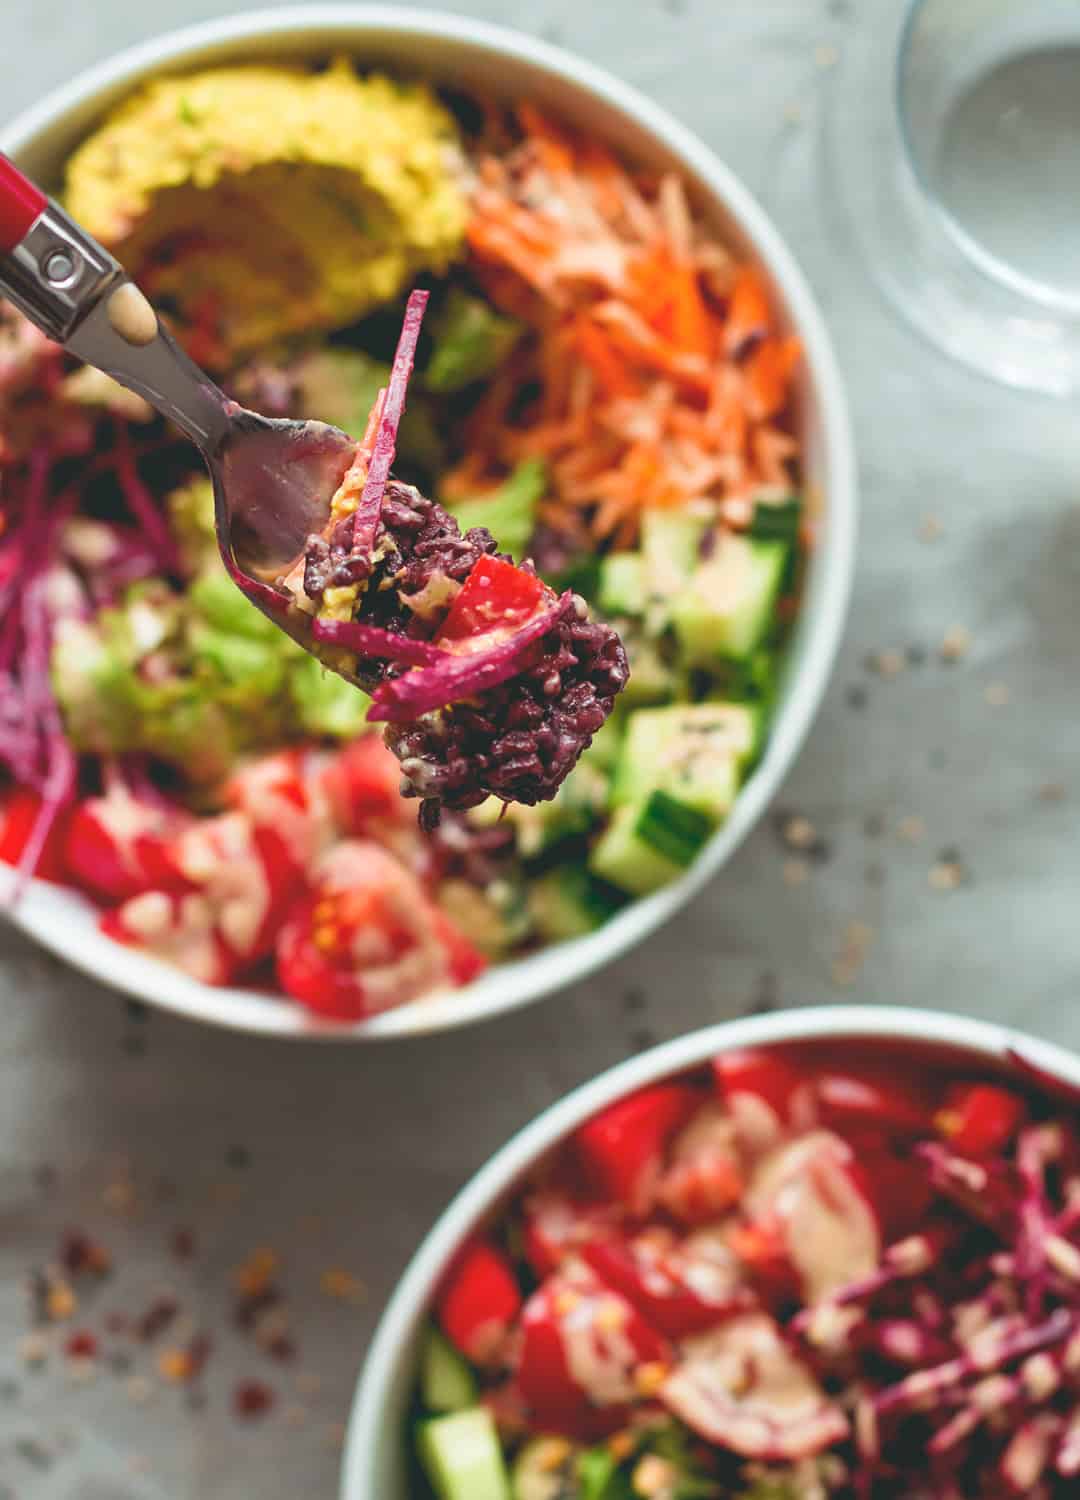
(172, 813, 270, 958)
(661, 1313, 847, 1460)
(558, 1268, 643, 1407)
(745, 1131, 880, 1303)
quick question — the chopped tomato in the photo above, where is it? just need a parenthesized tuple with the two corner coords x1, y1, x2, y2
(102, 890, 237, 986)
(813, 1070, 932, 1140)
(848, 1147, 936, 1243)
(726, 1214, 801, 1308)
(437, 556, 550, 646)
(225, 749, 330, 864)
(274, 841, 467, 1022)
(657, 1101, 744, 1224)
(573, 1083, 703, 1212)
(521, 1192, 615, 1279)
(936, 1082, 1027, 1158)
(320, 735, 409, 835)
(427, 907, 488, 987)
(713, 1050, 812, 1149)
(0, 786, 70, 883)
(515, 1265, 669, 1439)
(437, 1239, 522, 1367)
(63, 787, 188, 904)
(582, 1230, 751, 1339)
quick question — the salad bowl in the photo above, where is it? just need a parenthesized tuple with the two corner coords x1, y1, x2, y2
(0, 7, 856, 1037)
(344, 1004, 1080, 1497)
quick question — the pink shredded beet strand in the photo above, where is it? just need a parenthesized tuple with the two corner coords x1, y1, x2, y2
(350, 289, 429, 570)
(310, 616, 444, 667)
(366, 592, 568, 723)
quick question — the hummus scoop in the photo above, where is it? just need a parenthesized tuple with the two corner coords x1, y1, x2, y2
(0, 151, 358, 658)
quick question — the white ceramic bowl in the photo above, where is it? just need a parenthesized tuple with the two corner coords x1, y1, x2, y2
(343, 1004, 1080, 1498)
(1, 7, 856, 1038)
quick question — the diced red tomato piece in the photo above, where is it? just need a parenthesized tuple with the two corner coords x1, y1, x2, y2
(320, 735, 410, 835)
(582, 1230, 751, 1339)
(437, 556, 550, 646)
(573, 1083, 704, 1212)
(657, 1102, 745, 1225)
(164, 812, 303, 969)
(427, 907, 488, 987)
(726, 1215, 801, 1309)
(102, 890, 237, 986)
(847, 1148, 936, 1243)
(63, 786, 189, 904)
(437, 1239, 522, 1367)
(225, 749, 330, 865)
(813, 1070, 932, 1140)
(515, 1265, 669, 1440)
(713, 1050, 810, 1135)
(521, 1192, 615, 1280)
(0, 786, 71, 883)
(936, 1082, 1027, 1158)
(274, 841, 469, 1021)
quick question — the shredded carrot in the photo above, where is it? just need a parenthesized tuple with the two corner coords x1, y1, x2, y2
(460, 119, 802, 546)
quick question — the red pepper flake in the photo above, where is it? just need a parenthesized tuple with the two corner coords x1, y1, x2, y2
(137, 1297, 178, 1342)
(60, 1231, 111, 1277)
(158, 1333, 212, 1385)
(170, 1228, 197, 1261)
(233, 1379, 275, 1420)
(64, 1330, 98, 1360)
(233, 1248, 278, 1298)
(319, 1268, 367, 1306)
(266, 1334, 296, 1363)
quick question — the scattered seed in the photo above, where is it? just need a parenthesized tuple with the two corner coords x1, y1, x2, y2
(907, 644, 927, 667)
(863, 814, 884, 839)
(940, 625, 971, 663)
(225, 1145, 251, 1171)
(984, 680, 1010, 707)
(14, 1436, 51, 1470)
(323, 1420, 346, 1450)
(919, 514, 944, 542)
(782, 101, 803, 125)
(897, 816, 926, 844)
(126, 1375, 154, 1405)
(170, 1228, 196, 1261)
(869, 648, 906, 678)
(234, 1249, 278, 1298)
(283, 1403, 308, 1427)
(865, 863, 885, 888)
(295, 1370, 322, 1397)
(929, 858, 965, 891)
(815, 42, 838, 67)
(783, 856, 810, 887)
(103, 1178, 137, 1214)
(18, 1332, 48, 1365)
(1038, 782, 1066, 803)
(319, 1268, 367, 1305)
(846, 684, 868, 710)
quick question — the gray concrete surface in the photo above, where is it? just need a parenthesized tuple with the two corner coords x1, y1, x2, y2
(4, 1, 1080, 1496)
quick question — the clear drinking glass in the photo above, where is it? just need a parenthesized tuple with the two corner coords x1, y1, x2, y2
(830, 0, 1080, 395)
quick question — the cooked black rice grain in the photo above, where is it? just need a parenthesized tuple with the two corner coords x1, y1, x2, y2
(302, 481, 628, 822)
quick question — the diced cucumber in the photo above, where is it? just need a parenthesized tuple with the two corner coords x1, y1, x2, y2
(598, 552, 644, 617)
(590, 790, 717, 896)
(507, 762, 609, 859)
(641, 510, 709, 601)
(580, 713, 624, 775)
(612, 703, 759, 813)
(528, 867, 615, 943)
(419, 1324, 478, 1413)
(417, 1407, 512, 1500)
(671, 534, 788, 663)
(748, 494, 801, 543)
(622, 635, 674, 708)
(512, 1436, 577, 1500)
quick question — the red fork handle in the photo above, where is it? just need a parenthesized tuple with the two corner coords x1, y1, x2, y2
(0, 153, 47, 255)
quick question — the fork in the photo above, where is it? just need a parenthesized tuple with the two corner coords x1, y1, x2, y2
(0, 151, 357, 653)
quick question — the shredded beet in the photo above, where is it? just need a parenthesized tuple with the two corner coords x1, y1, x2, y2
(310, 616, 444, 668)
(349, 288, 429, 575)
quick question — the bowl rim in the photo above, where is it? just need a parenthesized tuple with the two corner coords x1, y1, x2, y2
(0, 5, 857, 1040)
(342, 1003, 1080, 1497)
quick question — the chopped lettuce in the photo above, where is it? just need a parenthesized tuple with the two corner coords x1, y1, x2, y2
(52, 477, 372, 789)
(424, 288, 522, 393)
(446, 459, 547, 562)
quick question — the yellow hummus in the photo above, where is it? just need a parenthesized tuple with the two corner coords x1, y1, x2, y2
(64, 60, 468, 364)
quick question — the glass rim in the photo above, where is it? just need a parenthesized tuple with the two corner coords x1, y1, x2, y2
(894, 0, 1080, 317)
